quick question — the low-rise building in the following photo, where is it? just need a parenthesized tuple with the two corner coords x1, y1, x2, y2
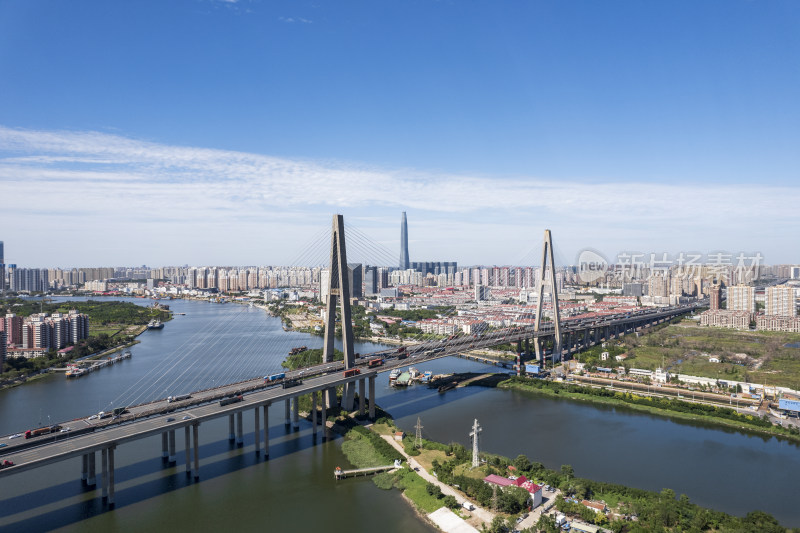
(483, 474, 543, 508)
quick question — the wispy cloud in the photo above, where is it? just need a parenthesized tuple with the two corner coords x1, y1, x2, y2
(279, 16, 312, 23)
(1, 125, 797, 266)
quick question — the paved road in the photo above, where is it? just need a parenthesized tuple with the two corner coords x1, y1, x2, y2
(381, 434, 495, 527)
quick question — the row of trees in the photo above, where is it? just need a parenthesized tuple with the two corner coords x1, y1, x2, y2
(503, 376, 798, 436)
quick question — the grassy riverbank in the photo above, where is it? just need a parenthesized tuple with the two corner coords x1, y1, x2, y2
(493, 376, 800, 443)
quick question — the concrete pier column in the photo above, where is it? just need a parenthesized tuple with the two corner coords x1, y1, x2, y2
(369, 376, 376, 420)
(284, 399, 291, 425)
(87, 451, 96, 486)
(325, 386, 337, 409)
(320, 399, 327, 439)
(184, 425, 191, 475)
(162, 432, 169, 458)
(263, 404, 270, 458)
(192, 423, 200, 480)
(254, 406, 261, 454)
(81, 453, 88, 482)
(168, 429, 176, 463)
(292, 397, 299, 429)
(311, 392, 318, 435)
(228, 414, 235, 441)
(108, 446, 116, 506)
(236, 411, 244, 446)
(358, 378, 366, 417)
(101, 447, 108, 499)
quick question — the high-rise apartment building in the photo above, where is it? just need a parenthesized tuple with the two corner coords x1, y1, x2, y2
(0, 240, 5, 296)
(766, 286, 796, 316)
(648, 273, 670, 298)
(709, 284, 721, 310)
(0, 330, 6, 370)
(399, 212, 410, 270)
(728, 285, 756, 313)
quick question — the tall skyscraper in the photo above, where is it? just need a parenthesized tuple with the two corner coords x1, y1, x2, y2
(400, 212, 410, 270)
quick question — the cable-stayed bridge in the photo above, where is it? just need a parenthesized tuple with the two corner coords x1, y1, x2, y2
(0, 215, 701, 507)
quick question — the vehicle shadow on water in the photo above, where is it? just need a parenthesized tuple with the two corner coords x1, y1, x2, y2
(0, 422, 339, 531)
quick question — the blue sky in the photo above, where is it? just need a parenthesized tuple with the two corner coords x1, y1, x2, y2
(1, 0, 798, 267)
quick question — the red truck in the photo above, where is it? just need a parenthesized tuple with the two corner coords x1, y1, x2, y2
(343, 368, 361, 377)
(25, 425, 61, 439)
(368, 358, 384, 368)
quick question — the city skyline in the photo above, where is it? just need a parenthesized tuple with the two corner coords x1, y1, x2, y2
(1, 1, 799, 266)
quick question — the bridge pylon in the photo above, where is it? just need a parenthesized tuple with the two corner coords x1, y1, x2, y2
(533, 229, 563, 366)
(322, 214, 357, 410)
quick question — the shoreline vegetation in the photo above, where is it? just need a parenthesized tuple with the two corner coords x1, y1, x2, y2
(336, 413, 793, 533)
(491, 375, 800, 444)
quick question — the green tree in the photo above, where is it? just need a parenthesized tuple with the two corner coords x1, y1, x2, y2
(512, 454, 532, 473)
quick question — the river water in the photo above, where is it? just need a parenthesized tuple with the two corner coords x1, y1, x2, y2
(1, 297, 798, 531)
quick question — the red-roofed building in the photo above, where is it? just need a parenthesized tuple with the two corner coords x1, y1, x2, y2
(483, 474, 543, 508)
(581, 500, 607, 513)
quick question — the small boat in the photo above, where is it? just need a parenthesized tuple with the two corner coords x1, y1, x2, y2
(420, 371, 433, 383)
(289, 346, 308, 356)
(66, 366, 86, 378)
(389, 369, 401, 384)
(147, 319, 164, 330)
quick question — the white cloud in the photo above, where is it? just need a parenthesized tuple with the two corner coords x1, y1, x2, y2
(0, 125, 797, 266)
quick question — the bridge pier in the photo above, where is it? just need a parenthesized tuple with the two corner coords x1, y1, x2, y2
(108, 447, 116, 506)
(81, 453, 88, 483)
(161, 431, 169, 458)
(292, 397, 300, 429)
(87, 451, 96, 486)
(369, 376, 376, 420)
(228, 414, 235, 441)
(185, 425, 191, 475)
(358, 378, 366, 417)
(101, 448, 108, 500)
(321, 396, 327, 439)
(236, 411, 244, 446)
(263, 402, 270, 458)
(284, 399, 291, 426)
(342, 381, 356, 412)
(192, 423, 200, 480)
(325, 387, 337, 410)
(311, 392, 318, 436)
(168, 429, 176, 463)
(254, 407, 261, 454)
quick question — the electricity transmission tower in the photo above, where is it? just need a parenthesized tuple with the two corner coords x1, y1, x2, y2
(469, 419, 482, 468)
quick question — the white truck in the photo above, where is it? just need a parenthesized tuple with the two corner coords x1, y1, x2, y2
(462, 501, 475, 511)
